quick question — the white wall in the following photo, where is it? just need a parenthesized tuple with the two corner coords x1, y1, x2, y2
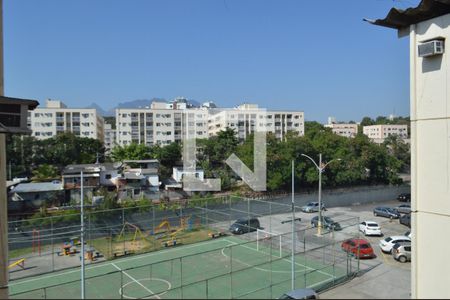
(410, 14, 450, 299)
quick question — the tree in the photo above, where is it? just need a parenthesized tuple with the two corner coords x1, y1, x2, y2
(152, 142, 182, 178)
(111, 143, 152, 161)
(31, 164, 60, 182)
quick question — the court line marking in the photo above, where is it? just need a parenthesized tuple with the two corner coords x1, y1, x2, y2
(220, 246, 308, 274)
(112, 263, 160, 300)
(120, 278, 172, 299)
(10, 238, 230, 288)
(224, 238, 335, 279)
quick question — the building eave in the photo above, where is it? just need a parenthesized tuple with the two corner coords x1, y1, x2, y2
(364, 0, 450, 30)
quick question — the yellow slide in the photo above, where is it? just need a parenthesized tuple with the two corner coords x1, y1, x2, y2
(8, 258, 25, 270)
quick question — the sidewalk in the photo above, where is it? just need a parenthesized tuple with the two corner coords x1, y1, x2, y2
(320, 262, 411, 299)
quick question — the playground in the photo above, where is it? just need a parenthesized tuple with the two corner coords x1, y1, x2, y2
(9, 234, 352, 299)
(8, 215, 209, 280)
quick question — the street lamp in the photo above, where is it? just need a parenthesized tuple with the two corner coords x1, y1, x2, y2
(301, 153, 341, 235)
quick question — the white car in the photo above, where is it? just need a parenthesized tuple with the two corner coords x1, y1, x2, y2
(379, 235, 411, 253)
(359, 221, 382, 236)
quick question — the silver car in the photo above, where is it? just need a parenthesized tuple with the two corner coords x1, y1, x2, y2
(300, 202, 326, 213)
(395, 204, 411, 214)
(392, 243, 411, 263)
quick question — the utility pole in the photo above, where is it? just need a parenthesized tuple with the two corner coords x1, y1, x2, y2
(0, 1, 7, 298)
(291, 160, 295, 290)
(80, 170, 85, 299)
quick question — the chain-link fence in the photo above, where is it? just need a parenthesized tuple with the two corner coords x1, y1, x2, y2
(8, 195, 361, 298)
(10, 224, 359, 299)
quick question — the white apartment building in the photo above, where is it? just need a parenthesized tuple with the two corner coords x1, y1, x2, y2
(208, 104, 304, 140)
(28, 99, 104, 141)
(370, 1, 450, 298)
(115, 100, 209, 147)
(104, 123, 116, 154)
(362, 124, 408, 143)
(324, 118, 358, 138)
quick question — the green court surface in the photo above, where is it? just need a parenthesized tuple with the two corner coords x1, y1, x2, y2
(9, 236, 347, 299)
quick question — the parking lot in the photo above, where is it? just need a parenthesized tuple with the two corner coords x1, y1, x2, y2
(223, 197, 411, 298)
(318, 199, 411, 299)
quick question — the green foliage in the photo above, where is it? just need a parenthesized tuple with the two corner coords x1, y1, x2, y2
(151, 142, 182, 178)
(31, 164, 60, 182)
(111, 143, 152, 161)
(6, 133, 105, 178)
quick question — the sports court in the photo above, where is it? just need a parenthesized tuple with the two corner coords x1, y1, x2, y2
(9, 233, 351, 299)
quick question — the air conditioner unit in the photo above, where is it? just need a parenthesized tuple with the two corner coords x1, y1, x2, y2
(418, 40, 444, 57)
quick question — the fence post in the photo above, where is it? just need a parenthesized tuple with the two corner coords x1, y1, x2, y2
(180, 257, 183, 299)
(121, 269, 124, 300)
(122, 208, 125, 253)
(269, 202, 272, 232)
(230, 245, 233, 299)
(51, 216, 54, 272)
(205, 200, 208, 229)
(228, 196, 232, 227)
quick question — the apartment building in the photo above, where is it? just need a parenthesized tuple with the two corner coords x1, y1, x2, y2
(324, 118, 358, 138)
(362, 124, 408, 143)
(115, 100, 209, 147)
(104, 123, 116, 154)
(208, 104, 304, 140)
(28, 99, 104, 141)
(369, 0, 450, 297)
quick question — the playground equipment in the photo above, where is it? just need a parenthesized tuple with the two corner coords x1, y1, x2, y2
(153, 220, 171, 236)
(61, 242, 77, 256)
(60, 236, 82, 256)
(162, 228, 183, 247)
(112, 222, 145, 257)
(8, 258, 25, 270)
(117, 222, 146, 243)
(32, 229, 40, 256)
(208, 231, 226, 239)
(180, 216, 194, 231)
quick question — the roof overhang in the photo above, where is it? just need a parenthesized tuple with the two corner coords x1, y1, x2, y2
(0, 96, 39, 134)
(364, 0, 450, 33)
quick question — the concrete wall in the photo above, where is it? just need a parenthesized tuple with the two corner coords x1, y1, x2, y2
(261, 184, 410, 208)
(410, 14, 450, 299)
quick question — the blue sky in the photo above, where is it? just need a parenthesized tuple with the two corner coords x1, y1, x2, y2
(4, 0, 418, 123)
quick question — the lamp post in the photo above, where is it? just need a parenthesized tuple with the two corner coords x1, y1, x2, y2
(301, 153, 341, 235)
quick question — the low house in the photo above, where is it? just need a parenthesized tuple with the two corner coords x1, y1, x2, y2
(62, 163, 124, 203)
(120, 160, 161, 200)
(10, 181, 64, 210)
(163, 167, 205, 190)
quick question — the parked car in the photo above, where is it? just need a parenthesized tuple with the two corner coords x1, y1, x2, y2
(395, 204, 411, 214)
(397, 193, 411, 202)
(229, 217, 260, 235)
(392, 242, 411, 263)
(310, 216, 342, 231)
(300, 202, 326, 213)
(373, 207, 400, 219)
(404, 231, 412, 239)
(341, 238, 376, 259)
(359, 221, 382, 236)
(279, 288, 318, 299)
(399, 214, 411, 228)
(379, 235, 411, 253)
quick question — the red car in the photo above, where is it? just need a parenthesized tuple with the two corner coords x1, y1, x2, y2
(341, 238, 376, 259)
